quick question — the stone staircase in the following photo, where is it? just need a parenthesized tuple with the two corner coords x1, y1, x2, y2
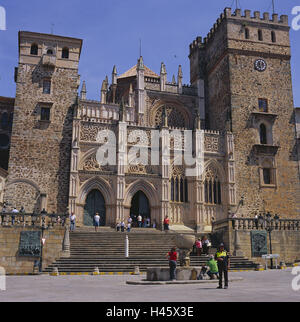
(44, 229, 257, 273)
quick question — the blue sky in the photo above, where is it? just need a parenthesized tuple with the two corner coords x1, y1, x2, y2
(0, 0, 300, 106)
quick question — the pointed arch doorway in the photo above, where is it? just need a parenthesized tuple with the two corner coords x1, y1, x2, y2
(130, 191, 151, 227)
(84, 189, 106, 226)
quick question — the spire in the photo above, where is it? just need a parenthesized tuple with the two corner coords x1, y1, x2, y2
(160, 62, 167, 92)
(137, 56, 144, 70)
(112, 65, 117, 85)
(172, 75, 176, 84)
(101, 78, 108, 104)
(80, 81, 87, 100)
(178, 65, 183, 94)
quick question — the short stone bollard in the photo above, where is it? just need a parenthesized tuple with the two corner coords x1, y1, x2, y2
(93, 267, 100, 275)
(51, 267, 59, 276)
(133, 266, 140, 275)
(255, 264, 264, 271)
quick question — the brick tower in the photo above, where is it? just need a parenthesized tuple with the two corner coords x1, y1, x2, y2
(189, 8, 300, 217)
(4, 32, 82, 213)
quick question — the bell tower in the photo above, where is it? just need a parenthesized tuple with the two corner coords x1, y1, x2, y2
(4, 31, 82, 213)
(189, 8, 300, 217)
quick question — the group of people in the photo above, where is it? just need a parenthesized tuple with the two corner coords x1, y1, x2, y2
(1, 203, 26, 226)
(194, 236, 211, 256)
(166, 242, 230, 289)
(116, 215, 155, 232)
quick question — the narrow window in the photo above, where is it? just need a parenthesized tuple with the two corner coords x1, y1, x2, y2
(205, 180, 208, 203)
(171, 178, 175, 201)
(209, 181, 213, 204)
(258, 29, 263, 41)
(180, 178, 184, 202)
(184, 178, 188, 202)
(47, 49, 54, 55)
(263, 168, 271, 185)
(62, 47, 69, 59)
(260, 124, 267, 145)
(43, 79, 51, 94)
(30, 44, 38, 55)
(217, 181, 222, 205)
(175, 178, 179, 202)
(271, 31, 276, 43)
(1, 112, 8, 129)
(258, 98, 268, 112)
(245, 28, 250, 39)
(41, 107, 50, 121)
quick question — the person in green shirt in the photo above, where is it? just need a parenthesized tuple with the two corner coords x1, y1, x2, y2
(206, 255, 219, 280)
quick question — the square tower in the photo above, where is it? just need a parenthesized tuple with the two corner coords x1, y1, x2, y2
(189, 8, 300, 217)
(4, 31, 82, 213)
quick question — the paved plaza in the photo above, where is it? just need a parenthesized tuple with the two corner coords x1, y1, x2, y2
(0, 269, 299, 302)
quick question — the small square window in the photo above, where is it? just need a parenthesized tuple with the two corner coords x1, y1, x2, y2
(43, 80, 51, 94)
(258, 99, 268, 112)
(41, 107, 50, 121)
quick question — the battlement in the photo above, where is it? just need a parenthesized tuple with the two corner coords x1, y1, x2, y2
(189, 7, 289, 55)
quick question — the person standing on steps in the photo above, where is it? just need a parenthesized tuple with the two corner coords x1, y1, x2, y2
(69, 212, 76, 232)
(137, 214, 142, 228)
(166, 247, 178, 281)
(215, 243, 230, 289)
(94, 213, 100, 232)
(163, 215, 170, 232)
(121, 220, 125, 232)
(195, 238, 202, 256)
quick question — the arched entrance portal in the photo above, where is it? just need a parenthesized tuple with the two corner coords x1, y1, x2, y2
(84, 189, 106, 226)
(130, 191, 151, 227)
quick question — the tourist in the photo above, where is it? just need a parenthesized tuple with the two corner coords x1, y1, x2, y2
(215, 243, 230, 289)
(195, 238, 202, 256)
(206, 255, 219, 280)
(202, 236, 211, 255)
(166, 247, 178, 281)
(116, 221, 121, 232)
(198, 266, 208, 280)
(146, 217, 150, 227)
(254, 213, 259, 229)
(152, 219, 156, 229)
(1, 203, 7, 225)
(163, 215, 170, 232)
(19, 206, 25, 226)
(121, 220, 125, 232)
(137, 214, 142, 228)
(127, 216, 133, 226)
(94, 213, 100, 232)
(11, 207, 19, 226)
(69, 212, 76, 232)
(127, 222, 131, 233)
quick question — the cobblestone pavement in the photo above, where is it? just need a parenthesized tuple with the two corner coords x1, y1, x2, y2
(0, 269, 299, 302)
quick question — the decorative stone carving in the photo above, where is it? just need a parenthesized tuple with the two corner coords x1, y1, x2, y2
(153, 106, 186, 128)
(204, 136, 219, 152)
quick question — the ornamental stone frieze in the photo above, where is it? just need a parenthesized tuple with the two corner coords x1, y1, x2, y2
(82, 154, 115, 172)
(80, 123, 115, 142)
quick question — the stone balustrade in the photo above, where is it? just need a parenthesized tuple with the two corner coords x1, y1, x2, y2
(213, 217, 300, 231)
(0, 213, 69, 228)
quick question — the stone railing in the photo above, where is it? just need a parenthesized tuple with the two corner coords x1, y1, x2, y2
(213, 217, 300, 231)
(0, 213, 69, 228)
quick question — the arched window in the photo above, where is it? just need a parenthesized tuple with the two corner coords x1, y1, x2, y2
(62, 47, 69, 59)
(47, 48, 54, 55)
(258, 29, 263, 41)
(30, 43, 38, 55)
(204, 166, 222, 205)
(260, 124, 267, 145)
(271, 31, 276, 43)
(245, 28, 250, 39)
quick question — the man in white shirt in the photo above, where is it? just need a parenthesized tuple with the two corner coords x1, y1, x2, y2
(70, 213, 76, 232)
(137, 214, 142, 228)
(94, 213, 100, 232)
(11, 207, 19, 226)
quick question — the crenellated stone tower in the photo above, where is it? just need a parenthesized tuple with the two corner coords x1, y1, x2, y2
(4, 32, 82, 213)
(189, 8, 300, 217)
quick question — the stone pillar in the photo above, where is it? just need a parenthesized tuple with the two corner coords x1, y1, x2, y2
(177, 65, 183, 94)
(160, 62, 167, 92)
(136, 56, 145, 125)
(116, 121, 127, 223)
(225, 132, 236, 216)
(160, 127, 170, 229)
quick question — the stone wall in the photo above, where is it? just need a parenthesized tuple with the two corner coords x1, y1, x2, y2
(0, 226, 65, 274)
(212, 222, 300, 265)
